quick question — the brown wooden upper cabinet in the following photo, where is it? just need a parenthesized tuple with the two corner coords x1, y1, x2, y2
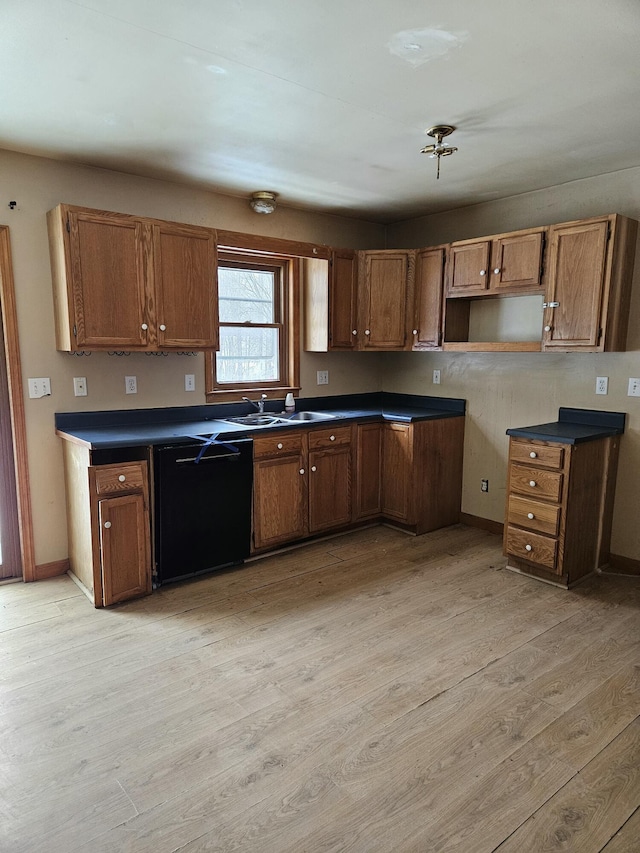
(48, 204, 218, 351)
(542, 214, 637, 352)
(412, 245, 447, 350)
(447, 227, 546, 297)
(358, 249, 415, 350)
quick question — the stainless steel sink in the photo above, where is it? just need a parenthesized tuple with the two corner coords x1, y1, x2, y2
(223, 414, 284, 426)
(281, 411, 337, 422)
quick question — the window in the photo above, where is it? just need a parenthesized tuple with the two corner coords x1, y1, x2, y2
(206, 250, 299, 401)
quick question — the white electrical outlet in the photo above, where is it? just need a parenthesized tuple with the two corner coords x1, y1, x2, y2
(185, 374, 195, 392)
(595, 376, 608, 395)
(73, 376, 88, 397)
(28, 378, 51, 399)
(125, 376, 137, 394)
(317, 370, 329, 385)
(628, 378, 640, 397)
(433, 369, 441, 385)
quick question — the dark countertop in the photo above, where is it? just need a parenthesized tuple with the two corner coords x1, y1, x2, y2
(507, 407, 626, 445)
(56, 392, 466, 450)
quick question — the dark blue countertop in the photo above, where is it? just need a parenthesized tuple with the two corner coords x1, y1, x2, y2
(507, 407, 626, 445)
(56, 392, 466, 450)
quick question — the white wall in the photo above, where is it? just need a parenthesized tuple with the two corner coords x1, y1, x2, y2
(0, 149, 385, 566)
(386, 167, 640, 562)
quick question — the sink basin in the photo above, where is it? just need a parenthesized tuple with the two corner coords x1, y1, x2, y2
(281, 411, 337, 422)
(223, 414, 284, 426)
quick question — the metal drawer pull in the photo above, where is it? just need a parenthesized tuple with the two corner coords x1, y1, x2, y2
(529, 451, 537, 458)
(527, 512, 535, 519)
(118, 474, 126, 482)
(529, 480, 537, 487)
(175, 452, 239, 463)
(525, 544, 532, 552)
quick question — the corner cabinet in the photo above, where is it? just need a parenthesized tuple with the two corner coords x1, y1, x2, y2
(61, 442, 152, 607)
(542, 214, 637, 352)
(48, 204, 218, 351)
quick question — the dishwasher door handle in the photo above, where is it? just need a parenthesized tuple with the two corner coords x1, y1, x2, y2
(174, 452, 240, 464)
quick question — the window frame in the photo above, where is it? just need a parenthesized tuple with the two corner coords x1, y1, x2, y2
(205, 249, 300, 402)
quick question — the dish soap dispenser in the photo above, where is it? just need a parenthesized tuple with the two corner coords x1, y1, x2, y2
(285, 392, 295, 413)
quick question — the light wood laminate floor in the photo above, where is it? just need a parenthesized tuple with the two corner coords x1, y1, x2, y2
(2, 524, 640, 852)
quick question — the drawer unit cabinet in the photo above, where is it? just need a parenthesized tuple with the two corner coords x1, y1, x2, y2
(504, 435, 621, 587)
(62, 442, 152, 607)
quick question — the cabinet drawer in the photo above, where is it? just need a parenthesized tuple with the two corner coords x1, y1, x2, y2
(510, 441, 564, 469)
(505, 525, 558, 570)
(308, 425, 351, 450)
(509, 465, 563, 502)
(253, 432, 303, 459)
(507, 495, 561, 536)
(93, 463, 146, 495)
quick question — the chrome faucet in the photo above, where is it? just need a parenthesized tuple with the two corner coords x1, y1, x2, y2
(242, 394, 268, 413)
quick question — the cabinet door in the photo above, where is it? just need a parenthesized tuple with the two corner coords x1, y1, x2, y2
(330, 249, 358, 350)
(448, 241, 491, 295)
(67, 209, 149, 349)
(490, 230, 545, 293)
(543, 220, 608, 349)
(253, 454, 308, 550)
(360, 251, 414, 349)
(354, 423, 382, 520)
(413, 246, 445, 349)
(381, 423, 413, 522)
(99, 493, 150, 606)
(308, 446, 352, 533)
(152, 222, 218, 349)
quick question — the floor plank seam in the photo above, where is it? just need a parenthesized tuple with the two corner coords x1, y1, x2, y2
(597, 803, 640, 852)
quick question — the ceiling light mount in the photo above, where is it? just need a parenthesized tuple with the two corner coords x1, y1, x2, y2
(249, 190, 278, 214)
(420, 124, 458, 179)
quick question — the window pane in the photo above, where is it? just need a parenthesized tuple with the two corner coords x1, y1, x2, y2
(218, 267, 275, 323)
(216, 326, 280, 384)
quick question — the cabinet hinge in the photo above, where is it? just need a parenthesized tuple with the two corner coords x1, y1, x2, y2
(66, 218, 71, 233)
(598, 328, 603, 343)
(73, 324, 77, 337)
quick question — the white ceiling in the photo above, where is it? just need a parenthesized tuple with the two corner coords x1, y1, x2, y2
(3, 0, 640, 223)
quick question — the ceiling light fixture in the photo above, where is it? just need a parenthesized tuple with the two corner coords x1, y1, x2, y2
(249, 191, 278, 214)
(420, 125, 458, 179)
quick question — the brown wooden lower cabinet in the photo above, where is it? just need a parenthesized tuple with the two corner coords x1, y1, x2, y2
(354, 422, 382, 520)
(252, 426, 354, 552)
(504, 435, 620, 586)
(62, 442, 152, 607)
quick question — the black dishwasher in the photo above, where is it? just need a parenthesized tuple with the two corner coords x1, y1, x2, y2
(153, 437, 253, 585)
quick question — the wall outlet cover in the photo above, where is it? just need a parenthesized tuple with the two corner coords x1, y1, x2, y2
(433, 369, 441, 385)
(185, 374, 195, 392)
(628, 378, 640, 397)
(595, 376, 608, 395)
(125, 376, 137, 394)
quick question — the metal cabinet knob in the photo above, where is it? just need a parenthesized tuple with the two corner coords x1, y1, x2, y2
(299, 468, 305, 475)
(118, 474, 126, 482)
(529, 451, 537, 458)
(527, 512, 534, 520)
(330, 435, 335, 441)
(104, 521, 112, 529)
(311, 466, 317, 472)
(277, 443, 283, 449)
(364, 330, 371, 336)
(412, 329, 418, 335)
(525, 544, 533, 552)
(479, 270, 486, 276)
(493, 268, 501, 274)
(544, 325, 551, 332)
(159, 324, 166, 331)
(352, 329, 357, 336)
(141, 323, 148, 330)
(529, 480, 537, 487)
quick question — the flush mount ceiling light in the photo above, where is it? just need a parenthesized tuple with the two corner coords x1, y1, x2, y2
(420, 125, 458, 179)
(249, 191, 278, 214)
